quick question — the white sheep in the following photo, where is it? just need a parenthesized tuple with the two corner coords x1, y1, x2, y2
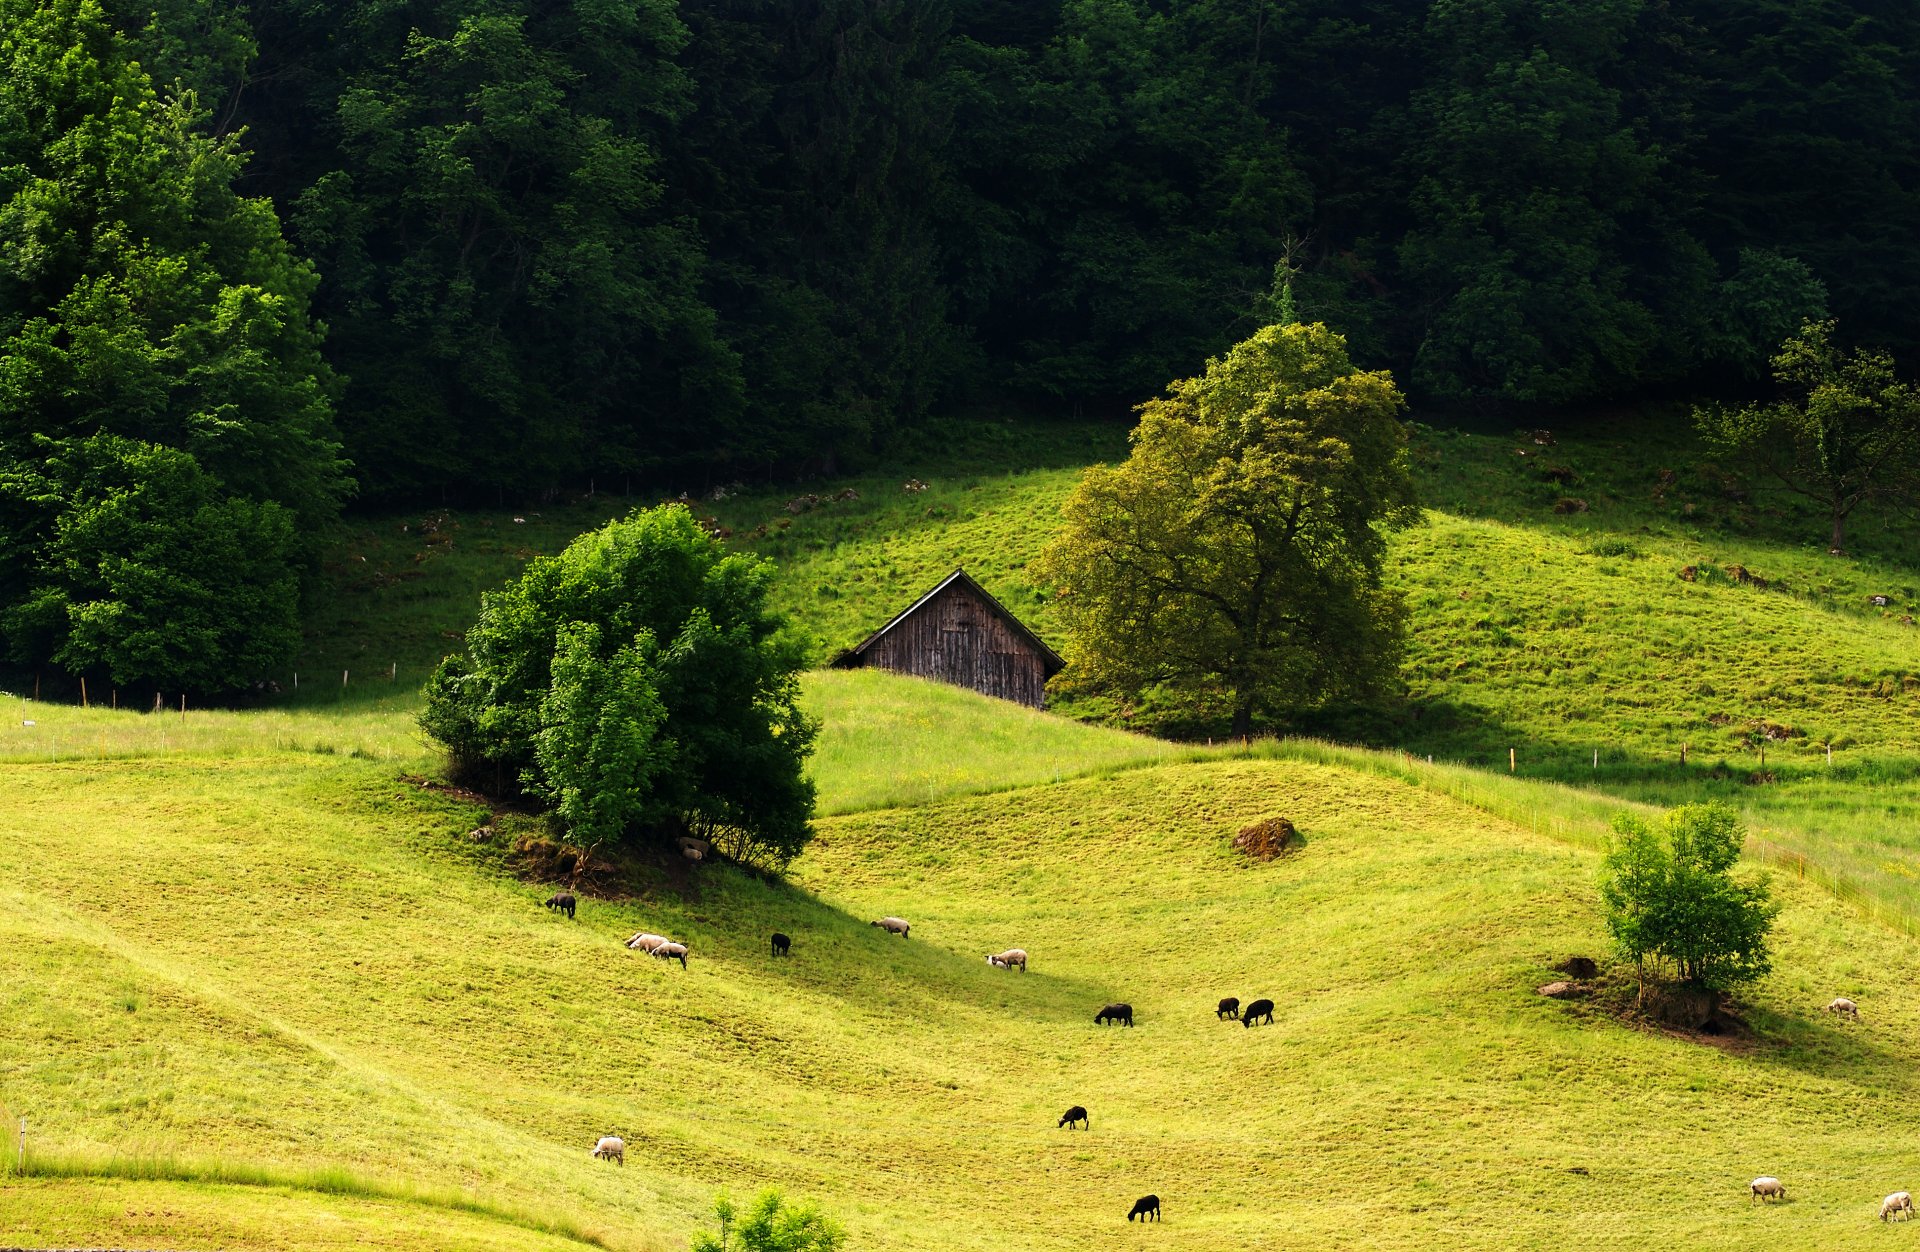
(652, 940, 689, 968)
(1826, 996, 1860, 1021)
(871, 916, 910, 937)
(1749, 1176, 1785, 1202)
(626, 932, 668, 952)
(592, 1136, 625, 1166)
(1883, 1191, 1914, 1222)
(986, 948, 1028, 972)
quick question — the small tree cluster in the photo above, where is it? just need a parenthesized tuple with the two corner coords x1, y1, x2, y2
(1600, 803, 1779, 997)
(691, 1189, 843, 1252)
(422, 505, 816, 866)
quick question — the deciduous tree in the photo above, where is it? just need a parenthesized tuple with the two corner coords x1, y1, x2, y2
(1032, 322, 1417, 738)
(0, 0, 345, 693)
(1695, 320, 1920, 553)
(422, 505, 817, 866)
(1600, 803, 1778, 998)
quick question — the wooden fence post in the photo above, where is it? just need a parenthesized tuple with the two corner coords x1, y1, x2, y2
(1508, 747, 1516, 773)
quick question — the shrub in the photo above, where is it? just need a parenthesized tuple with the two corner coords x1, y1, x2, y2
(691, 1189, 844, 1252)
(422, 505, 817, 867)
(1599, 803, 1778, 1000)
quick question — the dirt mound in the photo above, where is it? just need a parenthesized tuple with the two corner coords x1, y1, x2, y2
(1233, 817, 1299, 861)
(1556, 955, 1599, 979)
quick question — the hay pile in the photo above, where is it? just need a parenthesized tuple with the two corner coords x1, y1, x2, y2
(1233, 817, 1298, 861)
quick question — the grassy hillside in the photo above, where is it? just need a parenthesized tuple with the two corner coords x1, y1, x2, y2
(9, 735, 1920, 1250)
(0, 669, 1185, 821)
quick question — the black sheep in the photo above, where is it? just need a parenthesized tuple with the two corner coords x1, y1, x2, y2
(1128, 1195, 1160, 1222)
(543, 891, 576, 920)
(1059, 1105, 1089, 1130)
(1095, 1003, 1133, 1027)
(1216, 996, 1239, 1020)
(1241, 998, 1274, 1027)
(771, 932, 791, 957)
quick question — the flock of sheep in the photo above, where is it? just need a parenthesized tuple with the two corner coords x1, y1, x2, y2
(545, 890, 1902, 1228)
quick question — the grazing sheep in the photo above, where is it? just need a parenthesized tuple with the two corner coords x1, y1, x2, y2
(1059, 1105, 1089, 1130)
(1216, 997, 1240, 1020)
(1884, 1192, 1915, 1222)
(1749, 1176, 1785, 1202)
(1127, 1195, 1160, 1222)
(1241, 998, 1274, 1027)
(1095, 1003, 1133, 1027)
(871, 916, 911, 938)
(543, 891, 576, 920)
(652, 941, 688, 968)
(626, 932, 669, 952)
(1826, 996, 1860, 1021)
(591, 1136, 625, 1166)
(987, 948, 1029, 972)
(771, 932, 791, 957)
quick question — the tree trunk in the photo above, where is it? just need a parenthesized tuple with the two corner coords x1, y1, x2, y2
(1231, 692, 1254, 743)
(1830, 507, 1847, 553)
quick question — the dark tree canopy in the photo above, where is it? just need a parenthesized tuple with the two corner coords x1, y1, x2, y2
(0, 0, 345, 693)
(422, 505, 817, 865)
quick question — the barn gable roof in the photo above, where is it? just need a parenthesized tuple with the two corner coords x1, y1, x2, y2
(830, 568, 1066, 677)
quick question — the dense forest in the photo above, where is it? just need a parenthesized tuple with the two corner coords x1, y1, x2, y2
(3, 0, 1917, 689)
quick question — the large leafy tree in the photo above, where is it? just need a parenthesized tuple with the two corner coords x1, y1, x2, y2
(422, 505, 817, 865)
(669, 0, 961, 468)
(1600, 803, 1778, 998)
(1696, 320, 1920, 553)
(1032, 322, 1418, 738)
(0, 0, 346, 693)
(269, 0, 737, 496)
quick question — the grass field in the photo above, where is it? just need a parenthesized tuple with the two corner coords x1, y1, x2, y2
(9, 733, 1920, 1249)
(10, 409, 1920, 1247)
(233, 409, 1920, 918)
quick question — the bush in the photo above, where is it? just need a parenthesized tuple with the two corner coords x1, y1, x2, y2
(1599, 803, 1778, 1001)
(691, 1189, 843, 1252)
(422, 505, 817, 866)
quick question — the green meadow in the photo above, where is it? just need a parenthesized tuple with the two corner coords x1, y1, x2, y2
(9, 733, 1920, 1250)
(8, 413, 1920, 1247)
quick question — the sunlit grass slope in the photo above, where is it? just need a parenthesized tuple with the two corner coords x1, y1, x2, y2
(0, 669, 1187, 820)
(7, 752, 1920, 1249)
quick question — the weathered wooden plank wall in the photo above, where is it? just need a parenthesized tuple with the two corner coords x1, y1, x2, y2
(859, 582, 1051, 707)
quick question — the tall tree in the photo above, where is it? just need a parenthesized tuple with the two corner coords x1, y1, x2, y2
(1394, 0, 1716, 403)
(1032, 322, 1417, 737)
(1683, 0, 1920, 353)
(1696, 320, 1920, 553)
(0, 0, 346, 692)
(268, 0, 737, 497)
(669, 0, 961, 468)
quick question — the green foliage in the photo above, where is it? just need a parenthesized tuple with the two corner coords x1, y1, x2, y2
(40, 0, 1912, 500)
(3, 437, 300, 693)
(274, 0, 733, 497)
(0, 0, 345, 692)
(1033, 323, 1417, 735)
(690, 1190, 844, 1252)
(1601, 802, 1779, 993)
(422, 504, 817, 864)
(1695, 320, 1920, 551)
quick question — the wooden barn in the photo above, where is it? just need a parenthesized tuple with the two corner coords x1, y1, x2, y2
(829, 569, 1065, 708)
